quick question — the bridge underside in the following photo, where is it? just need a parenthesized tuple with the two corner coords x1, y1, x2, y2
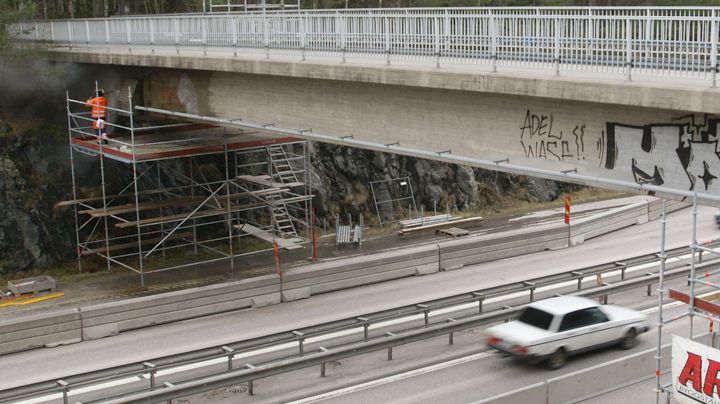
(60, 53, 720, 206)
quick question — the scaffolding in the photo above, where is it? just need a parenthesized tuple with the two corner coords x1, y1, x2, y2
(61, 89, 313, 286)
(653, 194, 720, 403)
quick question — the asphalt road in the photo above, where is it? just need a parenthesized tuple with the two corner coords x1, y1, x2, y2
(1, 203, 718, 403)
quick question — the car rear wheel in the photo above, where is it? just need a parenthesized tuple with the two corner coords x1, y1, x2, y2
(546, 348, 567, 370)
(619, 329, 637, 350)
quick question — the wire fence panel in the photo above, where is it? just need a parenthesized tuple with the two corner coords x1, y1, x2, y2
(11, 7, 720, 83)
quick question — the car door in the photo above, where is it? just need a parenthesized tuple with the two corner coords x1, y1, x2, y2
(557, 307, 610, 351)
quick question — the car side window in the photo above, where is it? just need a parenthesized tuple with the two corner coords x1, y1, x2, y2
(559, 308, 608, 331)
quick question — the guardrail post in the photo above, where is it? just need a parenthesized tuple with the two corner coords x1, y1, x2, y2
(163, 382, 175, 403)
(222, 346, 234, 372)
(615, 261, 627, 280)
(417, 304, 430, 327)
(57, 379, 69, 404)
(293, 330, 305, 356)
(572, 271, 583, 291)
(385, 332, 395, 360)
(357, 316, 370, 341)
(447, 318, 457, 345)
(523, 281, 536, 301)
(473, 292, 485, 313)
(646, 272, 654, 296)
(319, 347, 329, 376)
(245, 364, 256, 395)
(143, 362, 157, 390)
(503, 305, 512, 322)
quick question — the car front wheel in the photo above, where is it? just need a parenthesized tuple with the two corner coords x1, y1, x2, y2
(619, 329, 637, 350)
(546, 348, 567, 370)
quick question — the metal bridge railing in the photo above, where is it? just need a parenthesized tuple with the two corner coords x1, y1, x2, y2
(9, 8, 720, 84)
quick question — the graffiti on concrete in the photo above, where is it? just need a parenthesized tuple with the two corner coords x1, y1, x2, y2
(605, 115, 720, 193)
(519, 110, 588, 162)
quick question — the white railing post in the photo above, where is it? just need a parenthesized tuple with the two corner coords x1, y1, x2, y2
(150, 18, 155, 54)
(202, 16, 208, 56)
(587, 9, 594, 58)
(443, 9, 450, 66)
(644, 9, 652, 65)
(711, 10, 718, 87)
(384, 16, 390, 65)
(126, 19, 132, 53)
(104, 19, 110, 52)
(232, 15, 238, 57)
(625, 17, 633, 81)
(263, 14, 269, 59)
(554, 17, 561, 76)
(34, 22, 38, 41)
(67, 20, 73, 50)
(490, 12, 497, 72)
(340, 14, 346, 63)
(50, 21, 55, 43)
(174, 17, 180, 55)
(300, 14, 306, 61)
(434, 16, 440, 68)
(85, 20, 90, 49)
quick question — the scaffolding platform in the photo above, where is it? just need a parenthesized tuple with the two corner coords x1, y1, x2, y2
(63, 89, 314, 285)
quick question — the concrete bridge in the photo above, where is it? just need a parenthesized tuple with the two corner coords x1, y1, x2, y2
(13, 7, 720, 204)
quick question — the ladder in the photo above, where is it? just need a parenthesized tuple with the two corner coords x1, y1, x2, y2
(267, 192, 298, 238)
(269, 145, 299, 184)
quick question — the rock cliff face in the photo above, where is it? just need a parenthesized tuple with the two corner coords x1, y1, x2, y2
(0, 122, 75, 274)
(310, 143, 578, 224)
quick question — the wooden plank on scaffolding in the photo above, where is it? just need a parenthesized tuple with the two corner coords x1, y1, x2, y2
(669, 288, 720, 316)
(80, 189, 291, 218)
(115, 201, 267, 229)
(81, 232, 194, 255)
(234, 223, 303, 250)
(237, 175, 304, 189)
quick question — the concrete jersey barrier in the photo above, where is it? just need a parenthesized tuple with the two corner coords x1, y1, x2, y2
(0, 197, 687, 354)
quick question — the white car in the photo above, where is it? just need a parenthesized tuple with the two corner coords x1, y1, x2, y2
(485, 295, 650, 369)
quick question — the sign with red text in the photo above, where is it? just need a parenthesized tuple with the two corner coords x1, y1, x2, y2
(673, 336, 720, 404)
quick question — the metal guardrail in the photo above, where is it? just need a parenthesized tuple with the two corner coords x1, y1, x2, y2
(1, 240, 717, 404)
(9, 7, 720, 84)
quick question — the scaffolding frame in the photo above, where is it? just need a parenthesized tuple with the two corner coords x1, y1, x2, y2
(653, 193, 720, 403)
(62, 89, 312, 286)
(369, 176, 418, 227)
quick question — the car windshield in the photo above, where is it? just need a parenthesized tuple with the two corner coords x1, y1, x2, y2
(517, 307, 554, 330)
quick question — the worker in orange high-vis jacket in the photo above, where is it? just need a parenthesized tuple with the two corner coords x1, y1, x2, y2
(85, 89, 108, 144)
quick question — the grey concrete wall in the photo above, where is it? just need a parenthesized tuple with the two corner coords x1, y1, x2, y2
(0, 308, 81, 355)
(80, 275, 281, 340)
(50, 51, 720, 203)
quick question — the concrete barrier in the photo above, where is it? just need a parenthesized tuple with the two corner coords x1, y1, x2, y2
(281, 244, 439, 301)
(438, 224, 568, 271)
(569, 201, 649, 246)
(80, 275, 280, 340)
(0, 308, 82, 355)
(648, 199, 689, 221)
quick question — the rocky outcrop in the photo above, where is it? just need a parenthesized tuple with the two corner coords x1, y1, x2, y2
(310, 143, 579, 224)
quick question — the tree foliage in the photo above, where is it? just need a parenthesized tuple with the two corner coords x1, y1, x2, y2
(5, 0, 720, 18)
(0, 1, 35, 51)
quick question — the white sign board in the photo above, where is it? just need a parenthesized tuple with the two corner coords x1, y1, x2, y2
(673, 336, 720, 404)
